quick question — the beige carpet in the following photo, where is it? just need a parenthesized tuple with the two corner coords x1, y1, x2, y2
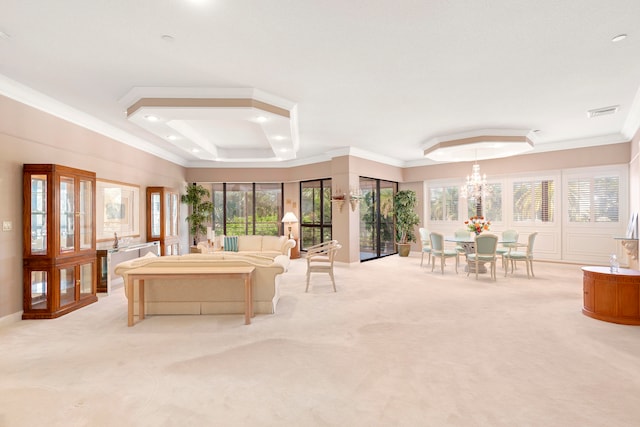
(1, 254, 640, 427)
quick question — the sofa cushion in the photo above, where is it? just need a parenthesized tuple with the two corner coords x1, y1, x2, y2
(237, 235, 262, 252)
(262, 236, 285, 252)
(129, 251, 160, 267)
(224, 236, 239, 252)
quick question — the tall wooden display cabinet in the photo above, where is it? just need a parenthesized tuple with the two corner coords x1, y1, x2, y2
(22, 164, 98, 319)
(146, 186, 180, 255)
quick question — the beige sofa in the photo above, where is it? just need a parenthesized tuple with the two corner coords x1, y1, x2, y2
(114, 252, 288, 316)
(203, 235, 295, 258)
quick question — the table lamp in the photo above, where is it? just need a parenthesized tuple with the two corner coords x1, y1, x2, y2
(281, 212, 298, 239)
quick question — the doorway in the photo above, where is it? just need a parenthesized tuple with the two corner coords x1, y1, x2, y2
(359, 177, 397, 261)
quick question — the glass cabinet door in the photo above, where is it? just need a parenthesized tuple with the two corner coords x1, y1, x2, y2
(30, 175, 47, 255)
(60, 176, 75, 253)
(164, 192, 172, 237)
(79, 178, 93, 250)
(29, 270, 48, 310)
(170, 192, 179, 237)
(59, 266, 76, 307)
(147, 187, 180, 256)
(150, 191, 161, 238)
(79, 262, 94, 298)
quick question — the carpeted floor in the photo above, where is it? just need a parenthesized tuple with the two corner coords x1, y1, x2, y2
(1, 254, 640, 427)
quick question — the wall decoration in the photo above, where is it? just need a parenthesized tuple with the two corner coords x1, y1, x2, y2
(96, 179, 140, 241)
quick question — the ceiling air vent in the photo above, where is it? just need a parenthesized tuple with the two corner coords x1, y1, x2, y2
(587, 105, 619, 118)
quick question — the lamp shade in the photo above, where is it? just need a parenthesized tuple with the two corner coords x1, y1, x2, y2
(281, 212, 298, 223)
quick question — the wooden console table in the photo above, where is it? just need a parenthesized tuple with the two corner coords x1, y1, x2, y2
(582, 266, 640, 325)
(125, 266, 255, 326)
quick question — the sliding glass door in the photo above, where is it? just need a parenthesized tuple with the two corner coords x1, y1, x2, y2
(359, 177, 397, 261)
(300, 179, 332, 251)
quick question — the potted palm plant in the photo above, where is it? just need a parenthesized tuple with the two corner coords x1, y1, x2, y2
(181, 183, 214, 246)
(394, 189, 420, 257)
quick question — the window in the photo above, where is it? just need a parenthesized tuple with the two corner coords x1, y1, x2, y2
(300, 179, 332, 250)
(512, 179, 554, 222)
(467, 183, 502, 221)
(568, 176, 619, 222)
(210, 183, 283, 236)
(211, 183, 224, 235)
(225, 183, 253, 235)
(254, 183, 284, 234)
(430, 185, 459, 221)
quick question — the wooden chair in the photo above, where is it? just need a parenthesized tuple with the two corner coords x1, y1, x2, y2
(430, 232, 458, 274)
(306, 240, 342, 292)
(467, 233, 498, 280)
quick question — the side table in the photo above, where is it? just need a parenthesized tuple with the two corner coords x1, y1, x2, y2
(582, 266, 640, 325)
(290, 239, 300, 259)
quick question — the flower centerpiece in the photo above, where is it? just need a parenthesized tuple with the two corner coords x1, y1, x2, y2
(465, 216, 490, 235)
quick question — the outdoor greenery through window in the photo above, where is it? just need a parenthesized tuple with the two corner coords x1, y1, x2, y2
(209, 183, 283, 236)
(568, 176, 619, 222)
(512, 179, 554, 222)
(430, 185, 459, 221)
(359, 177, 397, 261)
(300, 179, 332, 250)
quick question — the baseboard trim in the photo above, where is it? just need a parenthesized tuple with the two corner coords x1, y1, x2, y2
(0, 310, 23, 328)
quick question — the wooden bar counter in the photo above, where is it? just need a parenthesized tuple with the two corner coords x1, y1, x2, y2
(582, 266, 640, 325)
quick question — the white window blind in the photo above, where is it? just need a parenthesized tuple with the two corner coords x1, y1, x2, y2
(568, 176, 619, 222)
(512, 179, 554, 222)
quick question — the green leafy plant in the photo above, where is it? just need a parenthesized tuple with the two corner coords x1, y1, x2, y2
(180, 183, 214, 243)
(394, 189, 420, 244)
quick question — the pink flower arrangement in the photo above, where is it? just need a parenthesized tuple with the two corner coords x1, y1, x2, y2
(465, 216, 490, 235)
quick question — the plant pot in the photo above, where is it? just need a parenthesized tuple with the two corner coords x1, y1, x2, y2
(397, 243, 411, 257)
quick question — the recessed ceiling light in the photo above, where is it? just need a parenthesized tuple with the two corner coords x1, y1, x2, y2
(167, 135, 178, 141)
(612, 34, 627, 42)
(191, 148, 200, 153)
(145, 115, 159, 122)
(279, 148, 289, 153)
(256, 116, 268, 123)
(273, 135, 285, 141)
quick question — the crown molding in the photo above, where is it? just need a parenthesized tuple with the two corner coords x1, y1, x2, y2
(0, 73, 188, 166)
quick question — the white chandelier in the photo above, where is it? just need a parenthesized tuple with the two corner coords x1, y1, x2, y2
(461, 163, 488, 200)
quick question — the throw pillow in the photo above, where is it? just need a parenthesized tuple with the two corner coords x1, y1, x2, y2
(224, 236, 239, 252)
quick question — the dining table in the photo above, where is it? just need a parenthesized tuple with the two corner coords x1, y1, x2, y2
(445, 235, 518, 273)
